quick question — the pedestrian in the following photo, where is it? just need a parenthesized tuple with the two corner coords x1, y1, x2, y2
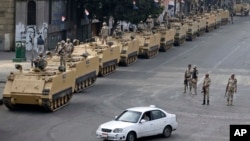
(202, 73, 211, 105)
(225, 74, 237, 106)
(37, 35, 45, 54)
(230, 11, 234, 24)
(184, 64, 192, 93)
(191, 65, 199, 95)
(100, 22, 109, 44)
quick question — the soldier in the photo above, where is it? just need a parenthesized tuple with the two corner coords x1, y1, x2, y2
(230, 11, 234, 24)
(65, 38, 74, 56)
(184, 64, 193, 93)
(225, 74, 237, 106)
(191, 65, 199, 95)
(146, 15, 154, 31)
(202, 73, 211, 105)
(100, 22, 109, 44)
(55, 42, 61, 53)
(56, 40, 66, 67)
(163, 12, 169, 27)
(33, 53, 47, 71)
(137, 21, 145, 32)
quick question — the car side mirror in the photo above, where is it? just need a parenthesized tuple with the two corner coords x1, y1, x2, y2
(140, 119, 146, 123)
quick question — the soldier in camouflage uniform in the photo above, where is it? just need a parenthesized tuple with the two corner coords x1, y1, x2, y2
(192, 65, 199, 95)
(146, 15, 154, 31)
(202, 73, 211, 105)
(100, 22, 109, 44)
(226, 74, 237, 106)
(65, 38, 74, 56)
(184, 64, 193, 93)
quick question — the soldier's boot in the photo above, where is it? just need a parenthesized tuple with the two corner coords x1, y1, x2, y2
(202, 100, 205, 105)
(230, 100, 233, 106)
(207, 100, 209, 105)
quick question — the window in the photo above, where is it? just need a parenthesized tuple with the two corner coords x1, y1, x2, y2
(151, 110, 166, 120)
(27, 1, 36, 25)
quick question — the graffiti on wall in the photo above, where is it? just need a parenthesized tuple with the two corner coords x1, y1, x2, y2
(15, 22, 48, 52)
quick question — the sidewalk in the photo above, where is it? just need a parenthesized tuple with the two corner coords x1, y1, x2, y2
(0, 51, 33, 104)
(0, 51, 33, 82)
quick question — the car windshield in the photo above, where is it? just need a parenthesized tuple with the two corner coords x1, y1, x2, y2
(115, 110, 142, 123)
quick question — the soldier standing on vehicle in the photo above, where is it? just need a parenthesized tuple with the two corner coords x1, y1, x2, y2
(192, 65, 199, 95)
(225, 74, 237, 106)
(137, 21, 145, 32)
(184, 64, 193, 93)
(100, 22, 109, 44)
(202, 73, 211, 105)
(146, 15, 154, 31)
(65, 38, 74, 56)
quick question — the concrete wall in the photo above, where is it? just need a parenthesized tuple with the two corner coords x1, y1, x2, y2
(0, 0, 15, 51)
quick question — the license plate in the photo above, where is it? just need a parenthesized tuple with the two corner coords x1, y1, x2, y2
(102, 133, 108, 138)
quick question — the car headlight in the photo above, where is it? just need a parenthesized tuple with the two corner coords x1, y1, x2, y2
(113, 128, 123, 133)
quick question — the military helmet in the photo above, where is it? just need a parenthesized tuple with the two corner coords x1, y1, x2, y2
(61, 40, 65, 44)
(103, 22, 107, 26)
(66, 38, 70, 42)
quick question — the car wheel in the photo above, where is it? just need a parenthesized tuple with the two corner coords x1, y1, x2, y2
(126, 132, 136, 141)
(162, 126, 172, 138)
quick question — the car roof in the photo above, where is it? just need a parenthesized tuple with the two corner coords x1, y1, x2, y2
(126, 106, 163, 113)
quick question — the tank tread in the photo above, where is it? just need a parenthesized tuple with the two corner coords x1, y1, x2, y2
(43, 93, 73, 112)
(3, 98, 18, 111)
(160, 41, 173, 52)
(74, 75, 97, 93)
(98, 64, 118, 77)
(119, 55, 138, 66)
(145, 48, 159, 59)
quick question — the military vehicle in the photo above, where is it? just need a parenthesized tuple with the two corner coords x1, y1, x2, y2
(234, 1, 250, 16)
(78, 41, 120, 76)
(213, 11, 222, 29)
(135, 31, 161, 58)
(186, 19, 198, 41)
(171, 22, 187, 46)
(195, 16, 206, 36)
(2, 60, 75, 112)
(66, 48, 99, 92)
(205, 13, 215, 32)
(155, 25, 176, 52)
(109, 33, 140, 66)
(219, 9, 230, 25)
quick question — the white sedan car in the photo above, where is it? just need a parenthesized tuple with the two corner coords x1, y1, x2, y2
(96, 105, 178, 141)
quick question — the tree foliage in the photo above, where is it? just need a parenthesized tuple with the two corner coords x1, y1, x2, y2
(81, 0, 164, 24)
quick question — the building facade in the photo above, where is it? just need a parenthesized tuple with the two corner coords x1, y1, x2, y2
(0, 0, 15, 51)
(15, 0, 92, 51)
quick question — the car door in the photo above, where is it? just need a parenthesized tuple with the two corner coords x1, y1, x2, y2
(136, 111, 155, 137)
(151, 110, 167, 135)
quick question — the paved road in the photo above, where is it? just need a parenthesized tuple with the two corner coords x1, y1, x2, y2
(1, 16, 250, 141)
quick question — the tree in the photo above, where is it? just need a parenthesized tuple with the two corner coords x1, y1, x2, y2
(81, 0, 164, 25)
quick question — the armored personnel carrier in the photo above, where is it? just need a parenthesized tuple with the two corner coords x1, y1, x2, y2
(171, 22, 187, 46)
(234, 2, 250, 16)
(195, 16, 206, 36)
(135, 31, 161, 58)
(78, 41, 120, 76)
(155, 25, 176, 52)
(205, 13, 215, 32)
(64, 48, 99, 92)
(2, 59, 75, 112)
(186, 19, 198, 41)
(109, 33, 140, 66)
(213, 11, 222, 29)
(219, 9, 230, 25)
